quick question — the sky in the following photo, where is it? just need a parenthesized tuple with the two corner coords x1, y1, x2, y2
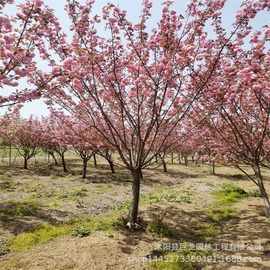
(2, 0, 269, 118)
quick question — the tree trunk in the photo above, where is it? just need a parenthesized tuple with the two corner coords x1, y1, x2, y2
(162, 158, 167, 172)
(129, 168, 142, 228)
(171, 153, 174, 164)
(155, 155, 158, 163)
(108, 159, 115, 173)
(259, 181, 270, 217)
(184, 156, 188, 167)
(61, 153, 68, 173)
(9, 144, 12, 167)
(50, 152, 58, 166)
(255, 165, 270, 217)
(23, 157, 28, 169)
(178, 153, 181, 164)
(82, 158, 88, 178)
(212, 160, 216, 175)
(93, 153, 97, 167)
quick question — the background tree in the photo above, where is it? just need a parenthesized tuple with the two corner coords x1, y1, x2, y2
(202, 25, 270, 215)
(13, 115, 43, 169)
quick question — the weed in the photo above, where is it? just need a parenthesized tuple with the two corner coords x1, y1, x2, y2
(72, 225, 91, 237)
(0, 200, 40, 217)
(248, 189, 262, 198)
(147, 221, 176, 238)
(58, 187, 88, 200)
(147, 212, 177, 238)
(9, 224, 72, 252)
(144, 190, 192, 205)
(207, 207, 236, 223)
(0, 239, 10, 256)
(71, 188, 88, 198)
(198, 223, 220, 239)
(214, 183, 248, 204)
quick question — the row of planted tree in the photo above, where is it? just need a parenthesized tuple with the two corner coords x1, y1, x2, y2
(0, 0, 270, 227)
(1, 105, 270, 220)
(0, 110, 214, 176)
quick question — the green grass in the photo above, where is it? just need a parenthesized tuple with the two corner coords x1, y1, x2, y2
(8, 203, 127, 252)
(143, 189, 192, 205)
(206, 183, 245, 224)
(0, 200, 40, 217)
(7, 188, 172, 253)
(9, 224, 72, 252)
(197, 223, 220, 239)
(57, 187, 88, 200)
(214, 183, 248, 204)
(206, 207, 236, 223)
(72, 225, 91, 237)
(147, 219, 177, 238)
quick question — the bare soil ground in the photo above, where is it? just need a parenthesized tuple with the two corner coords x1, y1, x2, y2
(0, 156, 270, 270)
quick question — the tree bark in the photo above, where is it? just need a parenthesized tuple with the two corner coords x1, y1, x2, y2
(108, 159, 115, 173)
(162, 158, 167, 172)
(23, 157, 28, 169)
(61, 153, 68, 172)
(93, 153, 97, 167)
(129, 168, 142, 227)
(212, 160, 216, 175)
(82, 158, 88, 178)
(50, 152, 58, 166)
(184, 156, 188, 167)
(254, 165, 270, 217)
(258, 181, 270, 217)
(178, 153, 181, 164)
(9, 144, 12, 167)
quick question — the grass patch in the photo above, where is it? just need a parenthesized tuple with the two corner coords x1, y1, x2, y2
(72, 225, 91, 237)
(143, 189, 192, 205)
(9, 224, 72, 252)
(248, 189, 262, 197)
(207, 207, 236, 223)
(147, 220, 177, 238)
(214, 183, 248, 204)
(0, 200, 40, 217)
(204, 183, 245, 225)
(58, 187, 88, 200)
(7, 201, 129, 252)
(147, 211, 178, 238)
(197, 223, 220, 239)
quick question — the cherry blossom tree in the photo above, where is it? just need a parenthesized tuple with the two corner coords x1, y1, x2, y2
(12, 115, 43, 169)
(63, 117, 97, 178)
(32, 0, 270, 227)
(202, 24, 270, 215)
(0, 0, 65, 107)
(0, 109, 19, 165)
(41, 113, 70, 172)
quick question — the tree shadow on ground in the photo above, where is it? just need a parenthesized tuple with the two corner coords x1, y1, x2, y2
(0, 201, 72, 235)
(116, 206, 216, 255)
(215, 173, 250, 181)
(117, 204, 270, 269)
(153, 166, 204, 179)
